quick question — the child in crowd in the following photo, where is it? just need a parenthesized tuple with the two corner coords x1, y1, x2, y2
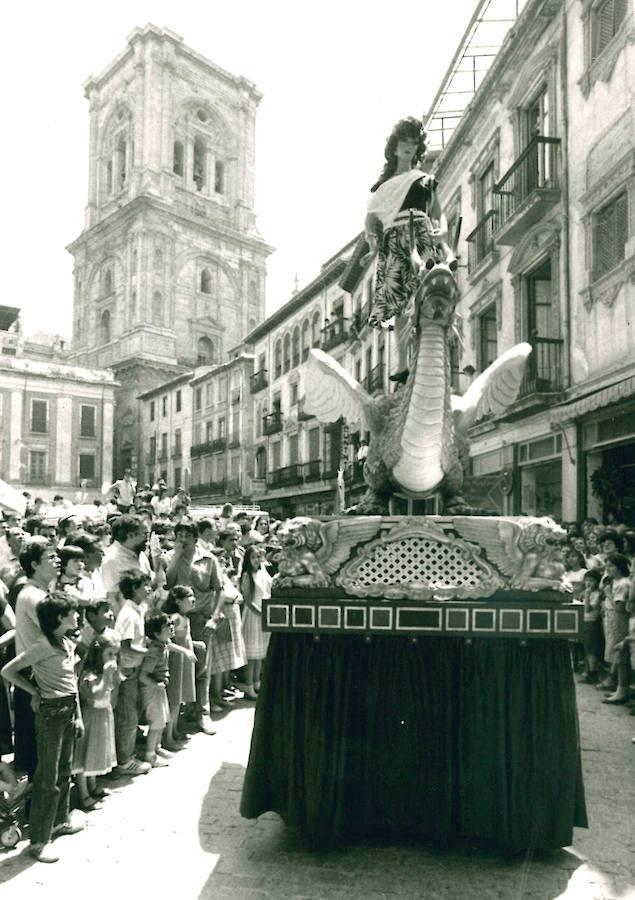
(600, 554, 632, 704)
(1, 593, 83, 863)
(139, 613, 173, 767)
(74, 633, 121, 809)
(579, 568, 603, 684)
(113, 571, 151, 777)
(162, 586, 197, 750)
(239, 543, 272, 699)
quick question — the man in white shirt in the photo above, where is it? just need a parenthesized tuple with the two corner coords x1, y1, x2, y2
(109, 469, 137, 513)
(102, 516, 153, 616)
(13, 540, 60, 779)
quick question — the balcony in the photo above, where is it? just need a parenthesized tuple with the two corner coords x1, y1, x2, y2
(231, 387, 241, 405)
(210, 438, 227, 453)
(250, 370, 268, 394)
(302, 460, 322, 482)
(321, 317, 349, 352)
(158, 451, 169, 462)
(267, 464, 304, 489)
(190, 441, 214, 458)
(189, 478, 228, 499)
(518, 336, 564, 400)
(146, 451, 156, 465)
(262, 410, 283, 435)
(171, 448, 182, 460)
(297, 397, 315, 421)
(363, 363, 384, 394)
(466, 210, 497, 275)
(493, 136, 561, 245)
(228, 436, 241, 449)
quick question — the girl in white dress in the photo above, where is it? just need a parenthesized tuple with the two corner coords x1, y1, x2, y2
(240, 544, 272, 699)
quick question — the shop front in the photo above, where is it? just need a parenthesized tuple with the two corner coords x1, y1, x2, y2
(581, 400, 635, 526)
(516, 432, 563, 519)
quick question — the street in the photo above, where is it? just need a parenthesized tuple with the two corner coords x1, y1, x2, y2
(1, 681, 633, 900)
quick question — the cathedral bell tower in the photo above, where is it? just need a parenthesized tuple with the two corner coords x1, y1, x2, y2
(68, 24, 272, 478)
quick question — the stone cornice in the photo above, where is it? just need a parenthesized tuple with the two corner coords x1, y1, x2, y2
(67, 194, 274, 258)
(580, 149, 635, 214)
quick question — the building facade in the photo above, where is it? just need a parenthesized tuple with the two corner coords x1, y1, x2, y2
(426, 0, 634, 523)
(138, 370, 195, 490)
(68, 24, 272, 479)
(0, 308, 116, 499)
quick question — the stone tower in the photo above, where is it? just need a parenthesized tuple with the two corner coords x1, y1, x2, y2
(68, 24, 272, 477)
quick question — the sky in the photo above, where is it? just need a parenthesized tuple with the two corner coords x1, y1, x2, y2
(1, 0, 483, 338)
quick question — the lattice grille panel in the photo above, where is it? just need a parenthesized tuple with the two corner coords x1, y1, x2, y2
(355, 538, 484, 589)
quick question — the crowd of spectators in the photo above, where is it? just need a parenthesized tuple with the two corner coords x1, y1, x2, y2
(0, 480, 280, 863)
(0, 480, 634, 863)
(561, 518, 635, 720)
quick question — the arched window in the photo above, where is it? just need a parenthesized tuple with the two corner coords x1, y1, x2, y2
(103, 269, 112, 296)
(255, 446, 267, 479)
(152, 292, 163, 326)
(292, 327, 301, 368)
(129, 291, 137, 327)
(197, 336, 215, 366)
(283, 333, 291, 373)
(249, 317, 256, 331)
(301, 319, 311, 361)
(173, 140, 184, 176)
(116, 138, 127, 190)
(193, 137, 206, 191)
(100, 310, 111, 345)
(311, 311, 321, 346)
(154, 248, 163, 269)
(274, 339, 282, 379)
(105, 160, 113, 195)
(200, 268, 212, 293)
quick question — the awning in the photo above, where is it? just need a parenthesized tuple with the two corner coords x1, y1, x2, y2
(550, 375, 635, 425)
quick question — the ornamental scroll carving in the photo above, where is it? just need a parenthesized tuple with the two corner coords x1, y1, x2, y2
(272, 515, 568, 600)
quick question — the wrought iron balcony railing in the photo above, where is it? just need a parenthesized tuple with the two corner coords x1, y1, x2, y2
(494, 136, 561, 236)
(321, 317, 349, 352)
(250, 370, 268, 394)
(210, 438, 227, 453)
(466, 209, 497, 273)
(363, 363, 384, 394)
(262, 411, 283, 435)
(518, 335, 564, 399)
(302, 459, 322, 482)
(297, 397, 315, 421)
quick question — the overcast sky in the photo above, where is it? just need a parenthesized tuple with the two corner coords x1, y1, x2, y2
(2, 0, 483, 338)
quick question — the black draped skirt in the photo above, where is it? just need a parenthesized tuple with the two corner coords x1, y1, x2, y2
(240, 631, 587, 852)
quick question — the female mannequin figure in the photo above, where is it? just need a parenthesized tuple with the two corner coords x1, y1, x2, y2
(365, 117, 449, 383)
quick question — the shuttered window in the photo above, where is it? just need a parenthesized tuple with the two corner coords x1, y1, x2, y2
(31, 399, 48, 433)
(592, 0, 628, 60)
(593, 191, 628, 279)
(80, 404, 96, 437)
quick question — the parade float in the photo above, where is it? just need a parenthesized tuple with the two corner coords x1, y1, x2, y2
(241, 120, 587, 850)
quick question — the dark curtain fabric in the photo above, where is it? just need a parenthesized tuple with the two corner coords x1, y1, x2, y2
(240, 633, 587, 852)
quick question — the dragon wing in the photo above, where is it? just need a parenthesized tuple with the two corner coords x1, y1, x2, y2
(304, 348, 374, 430)
(317, 516, 383, 575)
(452, 342, 532, 432)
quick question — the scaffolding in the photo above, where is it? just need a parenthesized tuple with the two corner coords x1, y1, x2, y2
(424, 0, 527, 152)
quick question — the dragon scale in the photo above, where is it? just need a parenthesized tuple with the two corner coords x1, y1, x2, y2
(391, 324, 451, 494)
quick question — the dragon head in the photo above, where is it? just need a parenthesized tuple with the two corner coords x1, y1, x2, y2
(413, 262, 460, 331)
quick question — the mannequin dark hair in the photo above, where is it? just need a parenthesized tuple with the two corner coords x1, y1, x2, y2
(371, 117, 427, 192)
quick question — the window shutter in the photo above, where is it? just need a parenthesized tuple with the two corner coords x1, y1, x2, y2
(31, 400, 48, 433)
(595, 0, 615, 58)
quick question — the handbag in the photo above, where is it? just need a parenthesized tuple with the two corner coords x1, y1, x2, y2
(215, 615, 232, 644)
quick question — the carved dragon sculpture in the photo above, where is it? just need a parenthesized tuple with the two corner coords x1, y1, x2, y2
(304, 262, 532, 514)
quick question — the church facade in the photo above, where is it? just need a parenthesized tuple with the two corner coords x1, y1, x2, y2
(68, 25, 272, 477)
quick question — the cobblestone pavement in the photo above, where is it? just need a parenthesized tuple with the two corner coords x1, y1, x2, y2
(1, 682, 633, 900)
